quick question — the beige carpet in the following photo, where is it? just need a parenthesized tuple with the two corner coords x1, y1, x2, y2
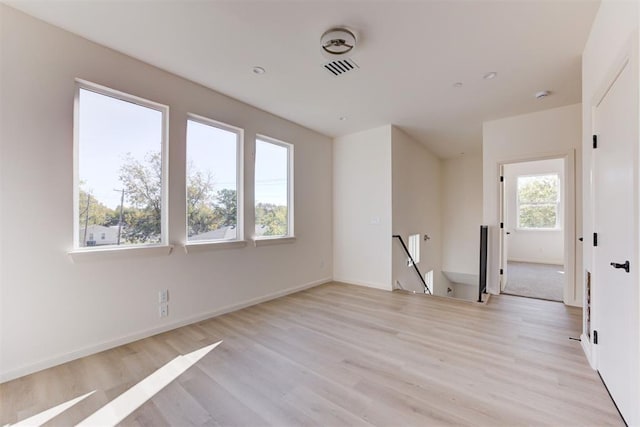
(504, 261, 564, 301)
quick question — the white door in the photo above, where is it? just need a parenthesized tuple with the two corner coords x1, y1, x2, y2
(499, 165, 509, 291)
(593, 58, 638, 424)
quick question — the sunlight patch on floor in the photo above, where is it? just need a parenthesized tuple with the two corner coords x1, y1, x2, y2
(8, 390, 96, 427)
(77, 341, 222, 426)
(7, 341, 222, 427)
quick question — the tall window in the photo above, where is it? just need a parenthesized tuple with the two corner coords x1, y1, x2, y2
(255, 136, 293, 238)
(186, 116, 242, 242)
(517, 174, 560, 229)
(75, 81, 167, 248)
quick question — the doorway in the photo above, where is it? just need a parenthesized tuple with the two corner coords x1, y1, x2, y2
(499, 157, 571, 303)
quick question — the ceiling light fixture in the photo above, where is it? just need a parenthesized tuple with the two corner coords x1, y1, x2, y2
(321, 27, 357, 58)
(453, 82, 463, 88)
(535, 90, 551, 99)
(252, 66, 266, 75)
(339, 116, 347, 121)
(483, 72, 497, 80)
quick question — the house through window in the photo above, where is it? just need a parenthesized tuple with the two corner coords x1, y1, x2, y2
(75, 81, 167, 248)
(254, 136, 293, 238)
(186, 116, 242, 242)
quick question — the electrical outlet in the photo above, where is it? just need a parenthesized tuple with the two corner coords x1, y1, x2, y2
(159, 304, 168, 318)
(159, 289, 168, 304)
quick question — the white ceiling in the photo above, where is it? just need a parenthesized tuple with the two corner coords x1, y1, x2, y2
(6, 0, 599, 158)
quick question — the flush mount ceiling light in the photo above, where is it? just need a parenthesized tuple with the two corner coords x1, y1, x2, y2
(453, 82, 464, 88)
(483, 72, 498, 80)
(321, 27, 357, 58)
(252, 66, 266, 75)
(535, 90, 551, 99)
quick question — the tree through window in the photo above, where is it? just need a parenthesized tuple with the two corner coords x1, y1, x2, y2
(517, 174, 560, 229)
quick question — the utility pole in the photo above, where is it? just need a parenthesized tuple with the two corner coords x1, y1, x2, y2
(82, 194, 91, 246)
(114, 188, 125, 245)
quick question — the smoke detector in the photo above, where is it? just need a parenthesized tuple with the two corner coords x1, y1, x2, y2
(321, 27, 359, 76)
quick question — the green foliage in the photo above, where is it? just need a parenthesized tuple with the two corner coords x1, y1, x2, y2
(187, 168, 217, 237)
(79, 152, 244, 244)
(118, 152, 163, 243)
(214, 188, 237, 227)
(519, 205, 557, 229)
(78, 187, 116, 230)
(255, 203, 288, 236)
(517, 175, 559, 229)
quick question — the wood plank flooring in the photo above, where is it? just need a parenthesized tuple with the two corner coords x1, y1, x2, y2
(0, 282, 623, 426)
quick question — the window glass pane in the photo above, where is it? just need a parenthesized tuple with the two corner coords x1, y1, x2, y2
(255, 139, 289, 237)
(78, 88, 163, 247)
(186, 119, 238, 241)
(517, 174, 559, 204)
(518, 204, 557, 228)
(516, 174, 560, 229)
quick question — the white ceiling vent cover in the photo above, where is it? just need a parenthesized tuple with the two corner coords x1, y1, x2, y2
(323, 58, 359, 76)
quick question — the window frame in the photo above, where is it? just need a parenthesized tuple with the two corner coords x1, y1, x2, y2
(72, 79, 170, 252)
(515, 172, 561, 231)
(254, 134, 294, 241)
(184, 113, 244, 246)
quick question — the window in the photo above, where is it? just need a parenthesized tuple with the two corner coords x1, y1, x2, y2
(255, 136, 293, 238)
(425, 270, 434, 295)
(75, 81, 167, 249)
(186, 116, 242, 242)
(408, 233, 420, 266)
(517, 174, 560, 229)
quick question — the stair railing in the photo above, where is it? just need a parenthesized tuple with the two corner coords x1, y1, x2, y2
(478, 225, 488, 302)
(392, 235, 432, 295)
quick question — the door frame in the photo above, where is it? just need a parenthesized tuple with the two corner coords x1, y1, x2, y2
(496, 151, 577, 305)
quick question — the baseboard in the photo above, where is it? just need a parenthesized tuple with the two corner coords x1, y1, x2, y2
(332, 277, 392, 291)
(507, 258, 564, 266)
(0, 277, 332, 384)
(581, 333, 595, 369)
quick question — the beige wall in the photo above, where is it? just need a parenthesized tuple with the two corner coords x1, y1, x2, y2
(482, 103, 582, 306)
(333, 126, 393, 290)
(441, 154, 483, 277)
(391, 126, 447, 295)
(0, 5, 333, 381)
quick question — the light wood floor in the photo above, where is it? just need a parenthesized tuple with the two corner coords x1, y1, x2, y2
(1, 282, 622, 426)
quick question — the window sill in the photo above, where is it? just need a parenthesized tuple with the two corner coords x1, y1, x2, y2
(515, 228, 562, 232)
(252, 236, 296, 247)
(68, 244, 174, 262)
(184, 240, 248, 253)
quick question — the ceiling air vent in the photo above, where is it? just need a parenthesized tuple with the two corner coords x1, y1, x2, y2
(323, 59, 359, 77)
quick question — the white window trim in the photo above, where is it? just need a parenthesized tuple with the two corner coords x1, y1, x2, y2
(68, 244, 174, 263)
(515, 172, 561, 231)
(254, 134, 294, 241)
(185, 113, 244, 245)
(72, 79, 170, 255)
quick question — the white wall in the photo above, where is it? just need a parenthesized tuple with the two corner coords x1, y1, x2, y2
(482, 103, 582, 306)
(441, 154, 483, 277)
(504, 158, 564, 265)
(0, 6, 333, 382)
(391, 126, 447, 295)
(333, 126, 392, 290)
(581, 0, 639, 423)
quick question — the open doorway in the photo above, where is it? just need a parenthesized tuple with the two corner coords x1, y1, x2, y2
(500, 158, 565, 302)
